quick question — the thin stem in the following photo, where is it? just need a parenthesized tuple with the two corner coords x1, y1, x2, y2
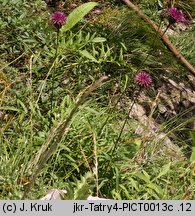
(50, 30, 60, 111)
(111, 87, 140, 157)
(97, 92, 122, 138)
(162, 23, 171, 37)
(101, 88, 140, 177)
(111, 98, 135, 155)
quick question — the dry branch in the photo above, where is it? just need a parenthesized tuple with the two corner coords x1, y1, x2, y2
(122, 0, 195, 75)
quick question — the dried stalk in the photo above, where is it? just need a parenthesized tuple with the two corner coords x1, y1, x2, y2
(122, 0, 195, 75)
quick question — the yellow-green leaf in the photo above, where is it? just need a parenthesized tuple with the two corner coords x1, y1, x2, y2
(79, 50, 98, 62)
(61, 2, 98, 33)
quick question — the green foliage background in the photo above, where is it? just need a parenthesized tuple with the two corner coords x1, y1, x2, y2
(0, 0, 195, 199)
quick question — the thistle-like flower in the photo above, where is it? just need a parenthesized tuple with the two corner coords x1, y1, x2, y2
(50, 11, 67, 29)
(161, 7, 191, 25)
(135, 72, 152, 88)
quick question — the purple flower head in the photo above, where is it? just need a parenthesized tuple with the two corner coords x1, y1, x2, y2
(135, 72, 152, 88)
(50, 11, 67, 29)
(168, 7, 191, 25)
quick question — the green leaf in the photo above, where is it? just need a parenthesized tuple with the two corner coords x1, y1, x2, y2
(17, 99, 28, 113)
(73, 172, 94, 200)
(91, 37, 107, 43)
(190, 148, 195, 161)
(119, 185, 131, 199)
(155, 163, 171, 179)
(190, 147, 195, 161)
(190, 131, 195, 161)
(143, 170, 151, 181)
(0, 106, 20, 112)
(147, 182, 164, 196)
(129, 178, 139, 192)
(61, 2, 98, 33)
(134, 139, 142, 147)
(190, 131, 195, 147)
(133, 171, 150, 183)
(79, 50, 98, 62)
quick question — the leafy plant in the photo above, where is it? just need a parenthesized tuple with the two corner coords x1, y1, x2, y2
(190, 131, 195, 161)
(0, 0, 195, 200)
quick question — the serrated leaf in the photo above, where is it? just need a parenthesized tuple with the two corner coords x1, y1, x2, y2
(92, 37, 107, 43)
(79, 50, 98, 62)
(61, 2, 98, 33)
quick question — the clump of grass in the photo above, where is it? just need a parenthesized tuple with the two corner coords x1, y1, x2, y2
(169, 24, 195, 65)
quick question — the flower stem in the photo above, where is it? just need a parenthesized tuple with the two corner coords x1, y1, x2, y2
(112, 99, 135, 153)
(50, 30, 59, 113)
(111, 87, 140, 157)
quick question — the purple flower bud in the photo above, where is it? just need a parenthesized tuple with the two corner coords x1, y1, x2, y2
(50, 11, 67, 29)
(135, 72, 152, 88)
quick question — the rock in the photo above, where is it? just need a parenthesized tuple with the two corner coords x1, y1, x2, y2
(40, 189, 67, 200)
(188, 75, 195, 89)
(87, 195, 110, 200)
